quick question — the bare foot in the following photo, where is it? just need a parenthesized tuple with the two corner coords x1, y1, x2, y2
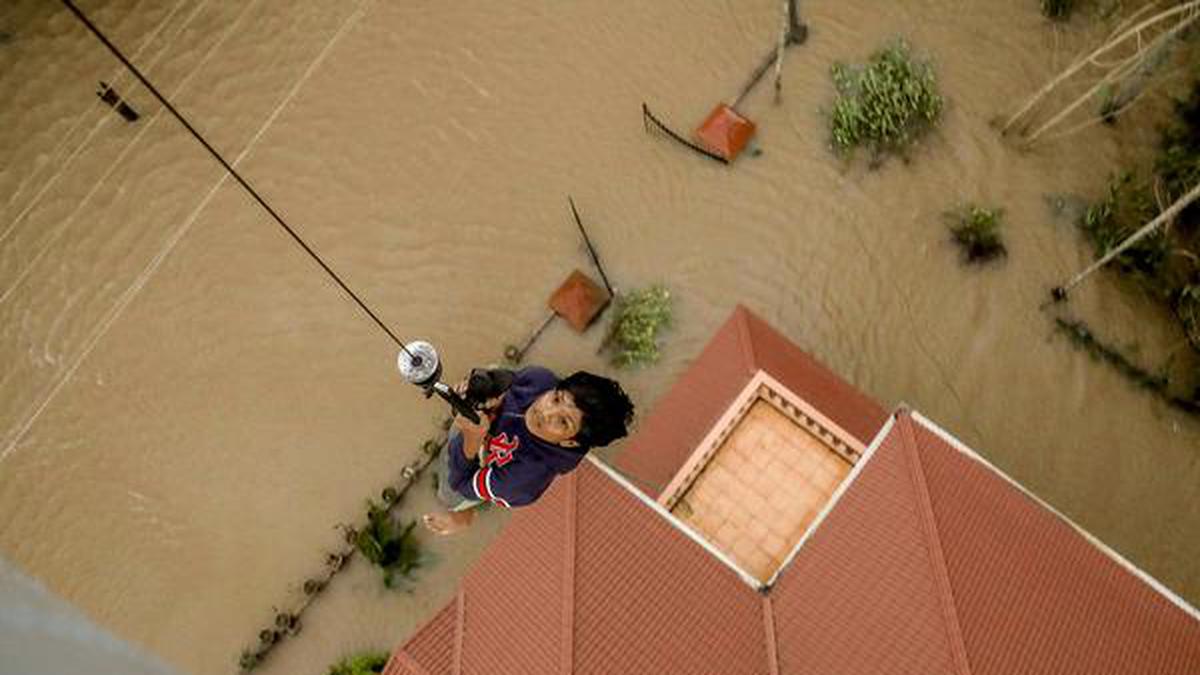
(422, 509, 475, 536)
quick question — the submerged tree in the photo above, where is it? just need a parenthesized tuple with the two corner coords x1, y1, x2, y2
(945, 205, 1008, 264)
(1003, 1, 1200, 146)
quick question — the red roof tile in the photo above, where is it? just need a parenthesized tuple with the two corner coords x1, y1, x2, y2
(909, 414, 1200, 674)
(615, 305, 888, 496)
(571, 463, 768, 675)
(388, 312, 1200, 675)
(769, 414, 967, 674)
(459, 473, 573, 675)
(383, 599, 457, 675)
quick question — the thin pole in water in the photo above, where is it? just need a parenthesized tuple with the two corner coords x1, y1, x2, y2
(568, 196, 615, 296)
(1052, 179, 1200, 301)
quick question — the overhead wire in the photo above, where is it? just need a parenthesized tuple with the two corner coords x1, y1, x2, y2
(58, 0, 415, 359)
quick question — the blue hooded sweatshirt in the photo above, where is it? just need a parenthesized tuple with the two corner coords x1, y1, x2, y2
(446, 366, 587, 508)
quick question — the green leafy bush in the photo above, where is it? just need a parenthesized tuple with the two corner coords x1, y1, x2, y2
(1080, 81, 1200, 299)
(1080, 171, 1172, 292)
(1156, 81, 1200, 227)
(1178, 284, 1200, 351)
(830, 40, 943, 160)
(945, 205, 1007, 263)
(355, 501, 424, 589)
(328, 651, 388, 675)
(602, 286, 672, 368)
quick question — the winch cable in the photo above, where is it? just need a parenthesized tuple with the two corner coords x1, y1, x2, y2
(60, 0, 415, 359)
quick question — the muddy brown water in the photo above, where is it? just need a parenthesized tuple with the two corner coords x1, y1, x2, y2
(1, 1, 1197, 673)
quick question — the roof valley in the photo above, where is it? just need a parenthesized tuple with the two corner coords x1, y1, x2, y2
(899, 414, 974, 675)
(761, 595, 780, 675)
(560, 473, 578, 675)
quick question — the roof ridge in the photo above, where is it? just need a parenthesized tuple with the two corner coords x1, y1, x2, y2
(560, 472, 578, 675)
(909, 411, 1200, 622)
(898, 413, 974, 675)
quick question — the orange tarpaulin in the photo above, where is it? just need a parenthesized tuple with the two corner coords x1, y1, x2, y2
(548, 269, 610, 332)
(695, 103, 756, 161)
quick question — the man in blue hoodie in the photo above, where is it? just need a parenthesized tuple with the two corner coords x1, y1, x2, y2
(423, 367, 634, 535)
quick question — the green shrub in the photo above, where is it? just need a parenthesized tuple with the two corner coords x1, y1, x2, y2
(328, 651, 388, 675)
(602, 286, 672, 368)
(1178, 284, 1200, 351)
(830, 40, 943, 160)
(355, 501, 424, 589)
(1156, 80, 1200, 229)
(1080, 172, 1172, 291)
(945, 205, 1007, 263)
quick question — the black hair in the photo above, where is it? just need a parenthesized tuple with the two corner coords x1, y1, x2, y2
(557, 371, 634, 449)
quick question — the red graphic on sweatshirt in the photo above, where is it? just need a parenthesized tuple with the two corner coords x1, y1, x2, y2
(484, 432, 519, 467)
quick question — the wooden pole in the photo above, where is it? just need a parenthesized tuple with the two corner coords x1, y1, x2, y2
(773, 1, 788, 104)
(1002, 1, 1199, 135)
(1053, 180, 1200, 299)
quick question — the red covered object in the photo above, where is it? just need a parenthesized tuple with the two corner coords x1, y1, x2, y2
(548, 269, 610, 333)
(695, 103, 756, 161)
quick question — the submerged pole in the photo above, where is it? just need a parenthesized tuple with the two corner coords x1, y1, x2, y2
(1053, 180, 1200, 300)
(568, 196, 615, 296)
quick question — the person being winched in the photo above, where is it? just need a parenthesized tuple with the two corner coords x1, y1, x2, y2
(423, 366, 634, 535)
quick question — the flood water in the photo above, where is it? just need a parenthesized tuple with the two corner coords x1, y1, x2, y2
(1, 1, 1197, 673)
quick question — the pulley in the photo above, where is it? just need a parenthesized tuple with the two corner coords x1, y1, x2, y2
(397, 341, 481, 423)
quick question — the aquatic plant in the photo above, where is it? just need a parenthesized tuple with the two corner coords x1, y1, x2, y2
(829, 40, 943, 160)
(602, 285, 673, 368)
(355, 500, 425, 589)
(328, 651, 389, 675)
(1079, 171, 1172, 289)
(945, 205, 1007, 263)
(239, 650, 263, 671)
(1041, 0, 1075, 20)
(1156, 80, 1200, 226)
(239, 432, 445, 670)
(1178, 284, 1200, 351)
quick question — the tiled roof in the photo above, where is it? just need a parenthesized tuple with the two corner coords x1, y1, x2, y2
(392, 461, 769, 675)
(614, 305, 887, 496)
(387, 309, 1200, 675)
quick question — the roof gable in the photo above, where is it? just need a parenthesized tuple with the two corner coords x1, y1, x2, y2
(910, 415, 1200, 674)
(769, 414, 967, 675)
(388, 311, 1200, 675)
(571, 462, 768, 675)
(615, 305, 887, 497)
